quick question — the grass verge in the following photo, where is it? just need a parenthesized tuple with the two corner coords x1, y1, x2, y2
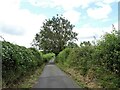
(57, 63, 101, 88)
(8, 64, 45, 88)
(57, 63, 87, 88)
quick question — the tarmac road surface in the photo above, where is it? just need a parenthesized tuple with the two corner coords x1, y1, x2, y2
(33, 61, 80, 88)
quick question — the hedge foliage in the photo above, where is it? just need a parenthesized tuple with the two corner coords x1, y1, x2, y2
(43, 53, 55, 62)
(2, 41, 44, 86)
(56, 30, 120, 88)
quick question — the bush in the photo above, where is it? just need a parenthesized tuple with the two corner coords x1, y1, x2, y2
(2, 41, 43, 86)
(43, 53, 55, 62)
(67, 44, 94, 75)
(56, 30, 120, 88)
(97, 30, 120, 75)
(56, 48, 72, 64)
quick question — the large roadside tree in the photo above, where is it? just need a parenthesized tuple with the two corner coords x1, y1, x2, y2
(32, 14, 78, 55)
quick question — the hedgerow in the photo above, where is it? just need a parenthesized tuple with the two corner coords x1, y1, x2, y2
(42, 53, 55, 62)
(56, 30, 120, 88)
(56, 48, 71, 64)
(2, 41, 44, 87)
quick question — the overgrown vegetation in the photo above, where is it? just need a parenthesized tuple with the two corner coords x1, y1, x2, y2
(11, 64, 45, 88)
(56, 30, 120, 88)
(43, 53, 55, 62)
(2, 41, 53, 88)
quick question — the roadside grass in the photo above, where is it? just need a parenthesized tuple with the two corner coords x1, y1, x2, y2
(9, 64, 45, 88)
(57, 63, 87, 88)
(57, 63, 101, 88)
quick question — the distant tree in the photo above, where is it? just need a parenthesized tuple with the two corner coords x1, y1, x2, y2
(80, 41, 91, 47)
(67, 42, 79, 48)
(32, 14, 78, 55)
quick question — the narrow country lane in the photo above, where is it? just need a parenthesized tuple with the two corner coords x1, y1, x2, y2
(32, 60, 80, 88)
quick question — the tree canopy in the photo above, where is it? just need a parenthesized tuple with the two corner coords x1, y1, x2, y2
(32, 15, 78, 55)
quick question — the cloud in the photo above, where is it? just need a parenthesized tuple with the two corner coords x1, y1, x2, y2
(87, 4, 112, 20)
(27, 0, 119, 11)
(0, 0, 47, 47)
(0, 24, 25, 36)
(74, 21, 118, 45)
(27, 0, 98, 10)
(113, 22, 118, 30)
(0, 0, 118, 47)
(63, 10, 81, 24)
(103, 0, 119, 4)
(73, 23, 115, 44)
(51, 0, 96, 10)
(27, 0, 118, 21)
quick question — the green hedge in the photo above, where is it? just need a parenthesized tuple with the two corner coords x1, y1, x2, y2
(43, 53, 55, 62)
(2, 41, 44, 86)
(56, 48, 71, 64)
(56, 30, 120, 88)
